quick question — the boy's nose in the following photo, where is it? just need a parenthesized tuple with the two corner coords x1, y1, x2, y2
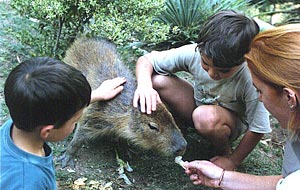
(208, 69, 219, 79)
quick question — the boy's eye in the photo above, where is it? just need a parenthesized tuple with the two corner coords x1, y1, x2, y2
(219, 69, 231, 74)
(201, 58, 209, 66)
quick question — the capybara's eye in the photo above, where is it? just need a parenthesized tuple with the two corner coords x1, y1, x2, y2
(148, 122, 159, 132)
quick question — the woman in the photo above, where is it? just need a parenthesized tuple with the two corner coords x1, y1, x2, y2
(183, 24, 300, 190)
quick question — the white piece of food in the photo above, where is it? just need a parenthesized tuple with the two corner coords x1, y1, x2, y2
(175, 156, 186, 169)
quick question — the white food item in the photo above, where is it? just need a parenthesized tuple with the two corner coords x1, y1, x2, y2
(175, 156, 186, 169)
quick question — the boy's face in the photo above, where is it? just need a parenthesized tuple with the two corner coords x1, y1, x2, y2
(46, 108, 84, 142)
(200, 53, 240, 80)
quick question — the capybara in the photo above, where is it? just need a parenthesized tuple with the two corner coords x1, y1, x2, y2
(60, 37, 187, 167)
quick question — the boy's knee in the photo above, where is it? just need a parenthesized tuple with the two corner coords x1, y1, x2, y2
(192, 106, 220, 134)
(152, 74, 168, 90)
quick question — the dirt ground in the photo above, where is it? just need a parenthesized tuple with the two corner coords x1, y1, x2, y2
(52, 120, 286, 190)
(53, 128, 216, 190)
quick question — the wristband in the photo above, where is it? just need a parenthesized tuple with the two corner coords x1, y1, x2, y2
(218, 169, 226, 187)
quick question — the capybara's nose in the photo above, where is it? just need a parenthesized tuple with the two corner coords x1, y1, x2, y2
(175, 140, 187, 156)
(172, 132, 187, 156)
(175, 145, 186, 156)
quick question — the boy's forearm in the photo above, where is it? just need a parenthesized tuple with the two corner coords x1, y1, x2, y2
(90, 91, 101, 103)
(229, 131, 263, 166)
(135, 56, 154, 88)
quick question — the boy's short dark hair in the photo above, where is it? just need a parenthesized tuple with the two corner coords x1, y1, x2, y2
(4, 57, 91, 132)
(197, 9, 259, 68)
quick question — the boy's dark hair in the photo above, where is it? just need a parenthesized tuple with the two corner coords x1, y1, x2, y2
(4, 57, 91, 132)
(197, 9, 259, 68)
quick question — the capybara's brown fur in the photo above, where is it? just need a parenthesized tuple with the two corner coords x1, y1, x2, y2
(61, 37, 187, 167)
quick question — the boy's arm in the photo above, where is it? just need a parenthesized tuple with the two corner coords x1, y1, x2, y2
(229, 130, 263, 167)
(90, 77, 126, 103)
(133, 55, 162, 114)
(211, 131, 263, 170)
(217, 72, 270, 169)
(133, 44, 197, 114)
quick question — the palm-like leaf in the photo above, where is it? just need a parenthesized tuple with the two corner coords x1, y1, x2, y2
(155, 0, 253, 46)
(155, 0, 204, 29)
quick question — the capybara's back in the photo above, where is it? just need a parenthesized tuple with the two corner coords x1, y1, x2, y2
(61, 37, 187, 167)
(64, 37, 135, 112)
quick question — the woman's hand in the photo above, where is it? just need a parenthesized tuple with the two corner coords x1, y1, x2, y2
(183, 160, 224, 188)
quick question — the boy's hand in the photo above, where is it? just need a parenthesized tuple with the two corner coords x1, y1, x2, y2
(133, 86, 162, 114)
(91, 77, 126, 103)
(210, 156, 237, 171)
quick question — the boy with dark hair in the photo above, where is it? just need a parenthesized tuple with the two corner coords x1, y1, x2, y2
(0, 57, 126, 189)
(133, 10, 271, 171)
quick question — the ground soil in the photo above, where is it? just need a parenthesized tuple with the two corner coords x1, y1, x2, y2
(53, 128, 216, 190)
(52, 119, 286, 190)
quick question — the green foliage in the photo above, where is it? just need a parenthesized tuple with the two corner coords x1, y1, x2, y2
(0, 3, 36, 123)
(155, 0, 254, 47)
(10, 0, 170, 58)
(88, 0, 169, 47)
(10, 0, 98, 58)
(255, 1, 300, 24)
(154, 0, 205, 44)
